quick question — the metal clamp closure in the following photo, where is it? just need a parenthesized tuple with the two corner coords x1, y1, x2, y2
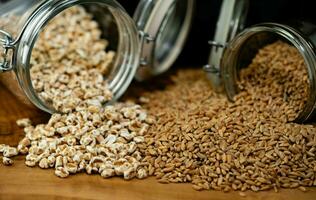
(203, 40, 228, 92)
(0, 29, 14, 73)
(138, 30, 156, 67)
(203, 40, 227, 74)
(208, 40, 227, 49)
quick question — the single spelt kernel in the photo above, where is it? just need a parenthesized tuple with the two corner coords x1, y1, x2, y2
(2, 157, 13, 166)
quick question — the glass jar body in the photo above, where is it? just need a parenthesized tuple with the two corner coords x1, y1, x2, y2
(0, 0, 140, 113)
(221, 22, 316, 122)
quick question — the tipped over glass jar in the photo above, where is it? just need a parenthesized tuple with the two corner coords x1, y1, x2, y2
(206, 0, 316, 123)
(0, 0, 194, 113)
(220, 22, 316, 123)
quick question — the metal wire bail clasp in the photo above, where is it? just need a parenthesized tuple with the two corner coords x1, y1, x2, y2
(138, 30, 155, 67)
(204, 40, 227, 92)
(204, 40, 227, 74)
(0, 29, 14, 73)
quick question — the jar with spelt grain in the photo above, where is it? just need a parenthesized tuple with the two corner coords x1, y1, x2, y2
(205, 0, 316, 123)
(0, 0, 139, 113)
(218, 22, 316, 122)
(0, 0, 194, 114)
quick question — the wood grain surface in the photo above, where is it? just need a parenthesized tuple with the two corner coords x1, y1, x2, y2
(1, 82, 316, 200)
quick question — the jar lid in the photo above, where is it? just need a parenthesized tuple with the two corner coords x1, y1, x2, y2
(205, 0, 249, 91)
(133, 0, 194, 81)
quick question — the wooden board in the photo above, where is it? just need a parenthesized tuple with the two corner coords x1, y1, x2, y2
(1, 82, 316, 200)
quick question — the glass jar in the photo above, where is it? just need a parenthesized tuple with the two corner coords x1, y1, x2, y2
(0, 0, 194, 113)
(219, 22, 316, 122)
(204, 0, 249, 92)
(134, 0, 194, 80)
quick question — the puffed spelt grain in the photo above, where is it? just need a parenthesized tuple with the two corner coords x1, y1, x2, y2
(16, 118, 32, 128)
(30, 6, 114, 113)
(2, 157, 13, 166)
(0, 144, 18, 165)
(15, 102, 153, 180)
(3, 146, 18, 158)
(1, 8, 151, 174)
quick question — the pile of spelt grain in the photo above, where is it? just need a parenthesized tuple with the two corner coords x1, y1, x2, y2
(131, 41, 316, 192)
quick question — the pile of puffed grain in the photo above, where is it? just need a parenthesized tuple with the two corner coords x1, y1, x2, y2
(0, 103, 154, 179)
(30, 6, 114, 113)
(130, 41, 315, 193)
(0, 5, 155, 181)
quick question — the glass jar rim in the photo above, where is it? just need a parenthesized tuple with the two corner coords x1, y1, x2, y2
(133, 0, 195, 81)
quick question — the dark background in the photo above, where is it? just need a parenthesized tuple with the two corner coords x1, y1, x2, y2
(1, 0, 314, 66)
(118, 0, 316, 66)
